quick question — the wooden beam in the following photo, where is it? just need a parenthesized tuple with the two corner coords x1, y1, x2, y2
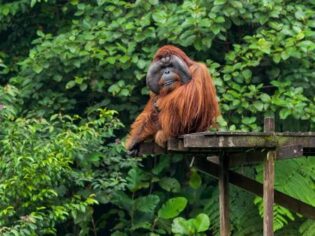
(264, 151, 275, 236)
(219, 155, 230, 236)
(183, 135, 277, 149)
(183, 134, 315, 151)
(207, 146, 303, 167)
(138, 141, 165, 155)
(138, 131, 315, 156)
(195, 159, 315, 220)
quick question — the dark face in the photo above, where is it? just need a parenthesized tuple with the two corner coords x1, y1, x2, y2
(146, 55, 191, 94)
(158, 65, 181, 92)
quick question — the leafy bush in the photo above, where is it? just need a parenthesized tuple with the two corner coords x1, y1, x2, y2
(0, 109, 136, 235)
(108, 155, 214, 235)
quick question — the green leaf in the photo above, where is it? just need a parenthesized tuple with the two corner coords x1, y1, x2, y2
(152, 157, 171, 175)
(135, 195, 160, 213)
(152, 11, 167, 23)
(149, 0, 159, 5)
(242, 69, 252, 80)
(254, 101, 264, 111)
(257, 38, 271, 54)
(172, 217, 193, 235)
(189, 169, 202, 189)
(193, 213, 210, 232)
(223, 74, 231, 81)
(171, 213, 210, 234)
(2, 7, 10, 16)
(53, 75, 62, 82)
(32, 64, 43, 74)
(231, 1, 242, 8)
(295, 10, 305, 20)
(65, 80, 76, 89)
(31, 0, 37, 7)
(242, 117, 256, 125)
(119, 88, 130, 97)
(158, 197, 187, 219)
(137, 59, 147, 69)
(279, 109, 291, 119)
(119, 55, 129, 63)
(108, 84, 119, 94)
(159, 177, 181, 193)
(214, 0, 226, 5)
(126, 168, 150, 192)
(80, 83, 88, 91)
(281, 51, 290, 60)
(112, 191, 133, 211)
(181, 35, 196, 47)
(106, 57, 116, 64)
(260, 94, 271, 103)
(273, 54, 281, 63)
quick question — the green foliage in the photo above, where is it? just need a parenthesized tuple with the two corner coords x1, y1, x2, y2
(158, 197, 188, 219)
(299, 220, 315, 236)
(172, 213, 210, 235)
(0, 109, 136, 235)
(0, 0, 314, 235)
(102, 155, 217, 235)
(254, 158, 315, 233)
(0, 0, 313, 129)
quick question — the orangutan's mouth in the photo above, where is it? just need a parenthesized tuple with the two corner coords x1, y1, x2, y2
(163, 80, 174, 87)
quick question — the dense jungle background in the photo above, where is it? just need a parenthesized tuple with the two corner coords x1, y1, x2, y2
(0, 0, 314, 235)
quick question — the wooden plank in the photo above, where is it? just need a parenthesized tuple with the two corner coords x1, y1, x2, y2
(264, 151, 275, 236)
(183, 135, 278, 149)
(139, 140, 314, 158)
(277, 145, 303, 159)
(167, 137, 188, 151)
(183, 135, 315, 149)
(227, 151, 267, 166)
(219, 155, 230, 236)
(182, 131, 315, 137)
(207, 152, 267, 166)
(138, 141, 165, 155)
(195, 159, 315, 220)
(205, 147, 303, 167)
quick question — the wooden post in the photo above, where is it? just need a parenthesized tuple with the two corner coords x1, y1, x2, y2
(264, 151, 275, 235)
(264, 116, 275, 236)
(219, 154, 230, 236)
(264, 116, 275, 133)
(199, 159, 315, 220)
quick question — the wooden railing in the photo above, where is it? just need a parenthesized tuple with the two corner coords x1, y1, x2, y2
(138, 117, 315, 236)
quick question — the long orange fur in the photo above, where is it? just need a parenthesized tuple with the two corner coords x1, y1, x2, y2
(126, 45, 219, 150)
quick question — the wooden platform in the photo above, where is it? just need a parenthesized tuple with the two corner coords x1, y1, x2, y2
(138, 118, 315, 236)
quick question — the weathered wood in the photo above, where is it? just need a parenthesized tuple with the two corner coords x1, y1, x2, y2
(208, 146, 303, 167)
(136, 117, 315, 236)
(196, 159, 315, 220)
(138, 141, 165, 155)
(183, 134, 277, 149)
(264, 116, 275, 133)
(167, 137, 187, 152)
(219, 155, 230, 236)
(227, 151, 267, 166)
(208, 151, 267, 166)
(277, 145, 303, 159)
(263, 115, 275, 235)
(138, 131, 315, 156)
(264, 151, 275, 236)
(182, 131, 315, 137)
(183, 134, 315, 149)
